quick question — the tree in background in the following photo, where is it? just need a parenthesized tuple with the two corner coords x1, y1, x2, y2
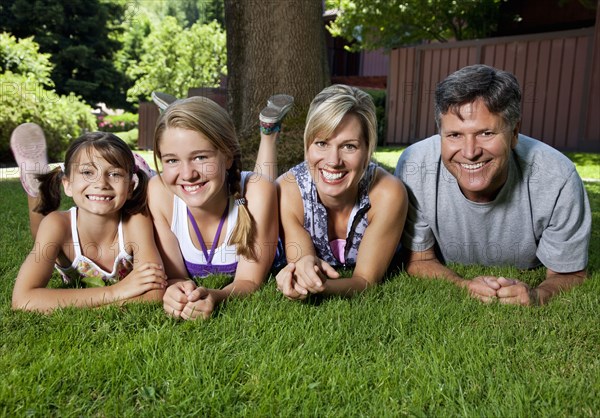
(123, 16, 226, 105)
(326, 0, 512, 50)
(224, 1, 329, 139)
(0, 0, 129, 109)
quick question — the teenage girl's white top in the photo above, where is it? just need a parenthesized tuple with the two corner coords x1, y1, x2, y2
(171, 195, 240, 277)
(55, 207, 134, 285)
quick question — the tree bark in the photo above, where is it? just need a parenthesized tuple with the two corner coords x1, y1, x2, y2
(224, 0, 330, 139)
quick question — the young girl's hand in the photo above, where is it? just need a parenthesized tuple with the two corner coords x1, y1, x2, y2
(163, 279, 197, 318)
(181, 287, 217, 320)
(111, 262, 167, 301)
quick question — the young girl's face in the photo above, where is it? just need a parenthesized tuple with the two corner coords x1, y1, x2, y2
(158, 127, 233, 210)
(63, 147, 132, 217)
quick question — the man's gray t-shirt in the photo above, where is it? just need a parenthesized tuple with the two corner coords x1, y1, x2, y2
(394, 134, 591, 272)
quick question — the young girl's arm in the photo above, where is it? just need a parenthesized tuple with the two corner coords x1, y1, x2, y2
(147, 177, 190, 280)
(182, 174, 279, 320)
(12, 212, 163, 313)
(118, 212, 168, 303)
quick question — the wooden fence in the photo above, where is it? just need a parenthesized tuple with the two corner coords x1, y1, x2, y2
(386, 27, 600, 151)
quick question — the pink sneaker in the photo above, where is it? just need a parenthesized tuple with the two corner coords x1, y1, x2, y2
(10, 123, 48, 197)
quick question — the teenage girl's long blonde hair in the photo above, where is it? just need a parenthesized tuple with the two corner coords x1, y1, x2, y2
(153, 96, 256, 260)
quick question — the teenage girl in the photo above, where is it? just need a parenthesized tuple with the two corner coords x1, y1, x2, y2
(148, 96, 280, 320)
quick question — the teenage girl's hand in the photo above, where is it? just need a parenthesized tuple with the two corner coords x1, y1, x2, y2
(276, 263, 308, 300)
(181, 287, 217, 320)
(294, 255, 340, 295)
(163, 279, 197, 318)
(111, 262, 167, 301)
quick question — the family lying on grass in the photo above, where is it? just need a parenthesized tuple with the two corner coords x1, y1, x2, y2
(10, 65, 591, 317)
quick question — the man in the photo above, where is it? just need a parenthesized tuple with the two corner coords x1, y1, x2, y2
(395, 64, 591, 306)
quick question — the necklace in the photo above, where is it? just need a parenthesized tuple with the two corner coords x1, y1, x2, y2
(187, 201, 229, 265)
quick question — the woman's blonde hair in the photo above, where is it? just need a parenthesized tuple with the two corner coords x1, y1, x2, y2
(153, 96, 256, 260)
(304, 84, 377, 164)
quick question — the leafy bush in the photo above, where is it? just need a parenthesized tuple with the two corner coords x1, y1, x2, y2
(1, 33, 97, 163)
(0, 32, 53, 87)
(0, 73, 97, 163)
(97, 112, 138, 133)
(125, 17, 226, 104)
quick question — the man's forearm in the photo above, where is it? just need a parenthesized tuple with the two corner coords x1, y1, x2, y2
(535, 271, 586, 305)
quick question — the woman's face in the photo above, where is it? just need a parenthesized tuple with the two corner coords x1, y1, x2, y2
(306, 113, 369, 205)
(158, 127, 232, 210)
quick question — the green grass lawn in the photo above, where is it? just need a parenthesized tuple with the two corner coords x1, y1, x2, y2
(0, 159, 599, 415)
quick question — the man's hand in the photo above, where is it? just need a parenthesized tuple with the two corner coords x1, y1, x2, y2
(495, 277, 537, 306)
(460, 276, 501, 303)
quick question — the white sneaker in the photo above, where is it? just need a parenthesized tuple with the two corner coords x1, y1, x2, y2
(151, 91, 178, 112)
(260, 94, 294, 124)
(10, 123, 48, 197)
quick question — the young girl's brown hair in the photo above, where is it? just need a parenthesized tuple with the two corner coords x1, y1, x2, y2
(35, 132, 148, 218)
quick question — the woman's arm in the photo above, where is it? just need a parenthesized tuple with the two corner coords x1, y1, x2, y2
(322, 169, 408, 296)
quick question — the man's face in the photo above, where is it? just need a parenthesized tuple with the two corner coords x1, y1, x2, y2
(440, 99, 519, 203)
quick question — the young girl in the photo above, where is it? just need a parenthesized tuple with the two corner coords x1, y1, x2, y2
(148, 96, 280, 320)
(11, 127, 167, 312)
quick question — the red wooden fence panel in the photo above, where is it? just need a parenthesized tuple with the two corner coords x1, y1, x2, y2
(386, 27, 599, 152)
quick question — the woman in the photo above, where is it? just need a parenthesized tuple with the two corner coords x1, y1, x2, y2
(276, 84, 408, 299)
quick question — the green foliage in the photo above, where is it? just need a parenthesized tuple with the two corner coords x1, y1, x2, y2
(365, 88, 387, 145)
(0, 72, 97, 163)
(139, 0, 225, 28)
(0, 33, 97, 162)
(125, 17, 226, 105)
(0, 32, 54, 87)
(326, 0, 512, 50)
(0, 0, 130, 108)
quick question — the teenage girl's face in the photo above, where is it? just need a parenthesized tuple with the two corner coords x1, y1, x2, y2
(63, 148, 132, 217)
(306, 113, 369, 205)
(158, 127, 233, 210)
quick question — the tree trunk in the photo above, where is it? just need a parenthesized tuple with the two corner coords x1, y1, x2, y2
(224, 0, 330, 139)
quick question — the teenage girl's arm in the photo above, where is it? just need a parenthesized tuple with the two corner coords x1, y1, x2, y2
(183, 174, 279, 319)
(147, 177, 196, 318)
(285, 169, 408, 297)
(275, 172, 339, 300)
(120, 212, 168, 303)
(12, 212, 165, 313)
